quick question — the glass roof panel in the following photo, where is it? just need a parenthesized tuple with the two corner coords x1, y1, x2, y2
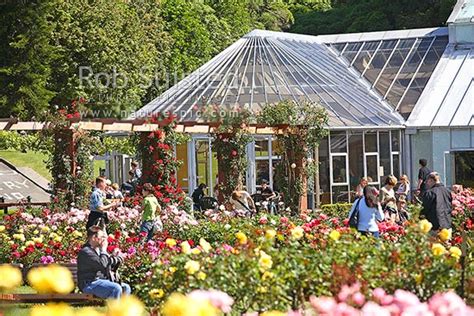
(397, 36, 448, 118)
(374, 39, 416, 99)
(351, 41, 380, 74)
(341, 42, 364, 65)
(362, 40, 398, 85)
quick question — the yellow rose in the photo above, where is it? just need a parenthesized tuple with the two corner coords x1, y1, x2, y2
(13, 234, 25, 242)
(257, 286, 268, 293)
(25, 240, 35, 247)
(261, 311, 286, 316)
(75, 307, 105, 316)
(72, 231, 83, 238)
(265, 229, 276, 240)
(329, 230, 341, 241)
(258, 251, 273, 271)
(106, 295, 145, 316)
(261, 271, 274, 281)
(149, 288, 165, 299)
(27, 265, 74, 294)
(415, 273, 423, 285)
(291, 226, 304, 240)
(0, 225, 5, 232)
(199, 238, 212, 253)
(32, 237, 43, 244)
(30, 303, 75, 316)
(431, 243, 446, 256)
(184, 260, 200, 275)
(235, 232, 247, 245)
(438, 228, 452, 242)
(419, 220, 432, 233)
(41, 226, 50, 232)
(33, 230, 39, 235)
(180, 241, 191, 254)
(0, 264, 23, 290)
(54, 236, 62, 242)
(165, 238, 177, 247)
(197, 271, 207, 280)
(162, 293, 218, 316)
(191, 248, 201, 255)
(169, 267, 177, 273)
(449, 246, 462, 260)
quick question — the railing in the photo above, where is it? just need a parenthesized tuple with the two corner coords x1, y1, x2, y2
(0, 196, 50, 214)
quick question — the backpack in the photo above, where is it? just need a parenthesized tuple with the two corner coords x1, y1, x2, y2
(349, 198, 362, 229)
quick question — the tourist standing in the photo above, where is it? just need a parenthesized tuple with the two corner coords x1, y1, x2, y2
(131, 161, 142, 183)
(421, 172, 452, 231)
(86, 177, 118, 230)
(140, 183, 162, 242)
(348, 186, 384, 237)
(416, 159, 431, 195)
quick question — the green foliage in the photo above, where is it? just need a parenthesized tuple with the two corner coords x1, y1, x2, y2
(0, 0, 58, 119)
(320, 202, 353, 218)
(138, 114, 188, 207)
(49, 0, 165, 117)
(140, 223, 461, 313)
(258, 100, 328, 211)
(205, 107, 254, 200)
(290, 0, 456, 35)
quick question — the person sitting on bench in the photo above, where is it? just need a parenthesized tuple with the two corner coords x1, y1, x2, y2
(77, 225, 131, 299)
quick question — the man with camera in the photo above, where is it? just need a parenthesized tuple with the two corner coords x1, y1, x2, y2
(77, 225, 130, 299)
(86, 177, 119, 230)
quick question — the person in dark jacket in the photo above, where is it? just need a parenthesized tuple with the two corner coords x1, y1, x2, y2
(191, 183, 207, 211)
(77, 226, 131, 299)
(421, 172, 452, 231)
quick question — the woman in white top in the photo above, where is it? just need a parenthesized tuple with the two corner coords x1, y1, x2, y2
(348, 186, 384, 238)
(230, 190, 255, 213)
(396, 174, 410, 201)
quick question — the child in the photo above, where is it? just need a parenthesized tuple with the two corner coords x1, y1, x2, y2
(140, 183, 162, 242)
(397, 199, 409, 223)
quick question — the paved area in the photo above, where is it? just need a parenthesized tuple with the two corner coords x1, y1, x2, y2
(0, 159, 50, 203)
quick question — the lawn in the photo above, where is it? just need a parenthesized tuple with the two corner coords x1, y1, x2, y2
(0, 150, 105, 180)
(0, 150, 51, 180)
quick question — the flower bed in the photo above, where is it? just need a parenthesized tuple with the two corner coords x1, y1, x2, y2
(0, 188, 472, 314)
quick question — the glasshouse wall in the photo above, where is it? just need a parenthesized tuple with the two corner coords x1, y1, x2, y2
(174, 130, 405, 206)
(409, 128, 474, 189)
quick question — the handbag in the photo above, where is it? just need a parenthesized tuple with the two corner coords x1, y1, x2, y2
(349, 198, 362, 228)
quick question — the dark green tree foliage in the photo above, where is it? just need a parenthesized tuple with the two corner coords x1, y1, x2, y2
(49, 0, 164, 117)
(0, 0, 58, 119)
(290, 0, 456, 35)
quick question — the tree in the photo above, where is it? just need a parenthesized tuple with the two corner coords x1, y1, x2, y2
(0, 0, 58, 119)
(290, 0, 456, 35)
(49, 0, 165, 118)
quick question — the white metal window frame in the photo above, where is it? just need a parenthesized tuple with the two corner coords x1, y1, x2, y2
(189, 135, 216, 197)
(253, 135, 279, 191)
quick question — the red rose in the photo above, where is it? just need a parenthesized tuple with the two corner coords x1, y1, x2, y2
(59, 250, 66, 256)
(45, 248, 53, 255)
(231, 150, 237, 157)
(35, 243, 44, 249)
(66, 114, 73, 119)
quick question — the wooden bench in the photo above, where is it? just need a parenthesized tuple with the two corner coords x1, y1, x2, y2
(0, 263, 103, 305)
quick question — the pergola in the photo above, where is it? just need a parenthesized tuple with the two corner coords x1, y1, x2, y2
(0, 118, 276, 134)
